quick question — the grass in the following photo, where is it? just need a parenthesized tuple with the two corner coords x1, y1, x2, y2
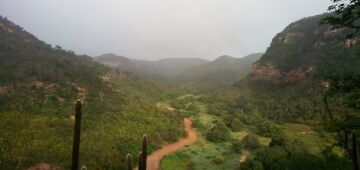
(161, 136, 241, 170)
(279, 123, 335, 154)
(231, 131, 271, 146)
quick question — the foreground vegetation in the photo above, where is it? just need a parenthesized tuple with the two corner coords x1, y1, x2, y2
(0, 16, 189, 169)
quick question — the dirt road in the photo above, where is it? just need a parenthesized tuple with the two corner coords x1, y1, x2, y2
(146, 118, 197, 170)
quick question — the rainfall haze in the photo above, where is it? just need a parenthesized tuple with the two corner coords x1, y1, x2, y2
(0, 0, 331, 60)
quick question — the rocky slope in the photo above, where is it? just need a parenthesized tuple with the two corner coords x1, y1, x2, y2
(240, 13, 360, 121)
(250, 14, 360, 83)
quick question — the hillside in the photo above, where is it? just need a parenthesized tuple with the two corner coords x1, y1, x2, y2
(251, 14, 360, 82)
(242, 13, 360, 121)
(0, 16, 186, 169)
(175, 53, 263, 90)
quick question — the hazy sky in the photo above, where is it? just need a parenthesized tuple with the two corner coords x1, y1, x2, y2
(0, 0, 331, 60)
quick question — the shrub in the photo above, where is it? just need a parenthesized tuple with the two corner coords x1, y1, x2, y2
(231, 141, 243, 153)
(269, 135, 289, 147)
(206, 121, 231, 143)
(223, 115, 244, 132)
(257, 121, 282, 138)
(241, 134, 261, 150)
(211, 157, 224, 165)
(239, 159, 264, 170)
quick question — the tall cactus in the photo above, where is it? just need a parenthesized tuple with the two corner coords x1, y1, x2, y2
(126, 153, 133, 170)
(352, 131, 359, 170)
(141, 135, 148, 170)
(138, 152, 143, 170)
(137, 135, 148, 170)
(71, 100, 82, 170)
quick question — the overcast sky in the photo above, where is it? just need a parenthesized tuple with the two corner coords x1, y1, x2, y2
(0, 0, 331, 60)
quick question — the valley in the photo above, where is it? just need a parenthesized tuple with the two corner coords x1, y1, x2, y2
(1, 1, 360, 170)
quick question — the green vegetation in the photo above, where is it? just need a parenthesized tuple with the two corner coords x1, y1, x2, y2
(0, 16, 186, 169)
(206, 121, 231, 143)
(1, 1, 360, 169)
(241, 134, 261, 150)
(160, 93, 337, 170)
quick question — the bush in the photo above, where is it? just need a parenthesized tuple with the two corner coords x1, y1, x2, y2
(269, 135, 289, 147)
(206, 121, 231, 143)
(257, 121, 282, 138)
(231, 141, 243, 153)
(241, 134, 261, 150)
(239, 159, 264, 170)
(223, 115, 244, 132)
(212, 157, 224, 165)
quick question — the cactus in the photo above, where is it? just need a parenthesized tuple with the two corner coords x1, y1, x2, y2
(71, 100, 82, 170)
(126, 153, 133, 170)
(138, 152, 143, 170)
(352, 131, 359, 170)
(141, 135, 148, 170)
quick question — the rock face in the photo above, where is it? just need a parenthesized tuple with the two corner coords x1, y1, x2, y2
(251, 63, 312, 82)
(249, 13, 360, 83)
(251, 63, 280, 79)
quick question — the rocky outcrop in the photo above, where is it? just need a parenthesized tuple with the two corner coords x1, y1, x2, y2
(251, 63, 280, 79)
(251, 63, 314, 82)
(276, 32, 304, 44)
(343, 37, 360, 48)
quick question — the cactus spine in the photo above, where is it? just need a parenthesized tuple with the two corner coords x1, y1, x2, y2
(71, 100, 82, 170)
(126, 153, 133, 170)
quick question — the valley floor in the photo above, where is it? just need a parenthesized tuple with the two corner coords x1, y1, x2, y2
(160, 98, 259, 170)
(158, 94, 335, 170)
(146, 118, 197, 170)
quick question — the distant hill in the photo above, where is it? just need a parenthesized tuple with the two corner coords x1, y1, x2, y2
(94, 55, 209, 79)
(94, 53, 262, 90)
(175, 53, 263, 90)
(132, 58, 209, 79)
(94, 53, 136, 71)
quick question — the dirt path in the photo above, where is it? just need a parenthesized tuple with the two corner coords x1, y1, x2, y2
(239, 150, 250, 163)
(146, 118, 197, 170)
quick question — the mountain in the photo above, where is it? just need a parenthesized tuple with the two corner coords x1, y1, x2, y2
(132, 58, 209, 79)
(94, 53, 136, 71)
(251, 14, 360, 82)
(176, 53, 263, 90)
(94, 55, 209, 79)
(240, 13, 360, 121)
(0, 16, 185, 169)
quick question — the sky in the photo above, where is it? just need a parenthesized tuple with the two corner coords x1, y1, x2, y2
(0, 0, 332, 60)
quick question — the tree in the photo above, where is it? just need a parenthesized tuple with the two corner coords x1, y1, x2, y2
(241, 134, 261, 150)
(322, 0, 360, 38)
(206, 121, 231, 143)
(321, 2, 360, 169)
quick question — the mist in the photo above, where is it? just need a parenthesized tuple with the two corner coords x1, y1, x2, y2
(0, 0, 331, 60)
